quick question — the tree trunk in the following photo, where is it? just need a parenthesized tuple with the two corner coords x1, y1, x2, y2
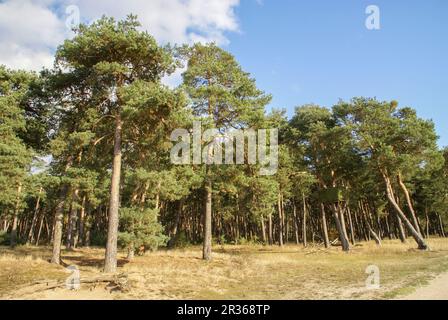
(302, 193, 307, 248)
(202, 178, 212, 260)
(383, 172, 428, 250)
(35, 213, 45, 246)
(397, 173, 422, 236)
(27, 187, 42, 244)
(356, 204, 368, 241)
(104, 114, 123, 273)
(51, 155, 73, 264)
(78, 196, 86, 246)
(10, 183, 23, 248)
(277, 193, 284, 246)
(155, 181, 161, 210)
(320, 204, 330, 248)
(395, 213, 407, 242)
(332, 204, 350, 251)
(85, 225, 91, 247)
(66, 189, 79, 250)
(293, 202, 300, 245)
(51, 187, 69, 264)
(284, 209, 289, 243)
(385, 214, 393, 240)
(347, 206, 356, 245)
(339, 205, 350, 245)
(171, 199, 183, 238)
(437, 213, 445, 237)
(268, 212, 273, 245)
(47, 217, 52, 244)
(368, 223, 382, 246)
(261, 215, 267, 244)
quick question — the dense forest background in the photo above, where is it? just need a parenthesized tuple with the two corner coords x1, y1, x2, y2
(0, 16, 447, 273)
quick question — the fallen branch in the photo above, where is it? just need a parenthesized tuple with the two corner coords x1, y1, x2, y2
(29, 274, 129, 293)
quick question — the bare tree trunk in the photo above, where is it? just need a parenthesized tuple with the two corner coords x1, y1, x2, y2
(47, 217, 52, 244)
(203, 178, 212, 260)
(347, 206, 356, 245)
(356, 203, 368, 241)
(293, 202, 299, 245)
(51, 187, 69, 264)
(78, 196, 86, 247)
(171, 199, 183, 238)
(383, 172, 428, 250)
(261, 215, 267, 244)
(339, 204, 350, 247)
(155, 181, 161, 210)
(277, 193, 284, 246)
(397, 173, 422, 236)
(268, 212, 273, 245)
(385, 214, 393, 240)
(27, 187, 42, 244)
(10, 183, 23, 248)
(66, 189, 79, 250)
(368, 223, 382, 246)
(302, 193, 307, 248)
(332, 204, 350, 251)
(437, 213, 445, 237)
(395, 213, 407, 242)
(104, 114, 122, 273)
(85, 224, 91, 247)
(320, 204, 330, 248)
(35, 212, 45, 246)
(283, 197, 289, 243)
(51, 155, 73, 264)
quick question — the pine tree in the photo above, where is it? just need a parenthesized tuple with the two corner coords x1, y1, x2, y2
(51, 16, 182, 272)
(182, 43, 271, 259)
(0, 66, 35, 247)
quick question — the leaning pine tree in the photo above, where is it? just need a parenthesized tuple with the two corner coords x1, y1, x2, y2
(334, 98, 437, 250)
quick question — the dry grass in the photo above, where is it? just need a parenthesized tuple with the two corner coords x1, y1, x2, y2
(1, 238, 448, 300)
(0, 246, 67, 297)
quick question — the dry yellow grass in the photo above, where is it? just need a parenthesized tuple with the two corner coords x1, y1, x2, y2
(0, 247, 67, 297)
(1, 238, 448, 300)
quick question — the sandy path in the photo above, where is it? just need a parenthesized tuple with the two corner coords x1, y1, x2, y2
(401, 272, 448, 300)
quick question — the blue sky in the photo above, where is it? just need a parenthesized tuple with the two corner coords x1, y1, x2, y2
(224, 0, 448, 147)
(1, 0, 446, 146)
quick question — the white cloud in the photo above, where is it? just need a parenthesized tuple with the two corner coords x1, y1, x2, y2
(0, 0, 66, 70)
(0, 0, 240, 72)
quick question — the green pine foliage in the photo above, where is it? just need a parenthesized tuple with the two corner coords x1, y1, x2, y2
(118, 207, 168, 254)
(0, 16, 446, 265)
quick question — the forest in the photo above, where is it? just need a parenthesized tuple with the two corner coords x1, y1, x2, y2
(1, 16, 447, 275)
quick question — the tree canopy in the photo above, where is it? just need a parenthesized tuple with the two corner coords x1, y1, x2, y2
(1, 16, 446, 270)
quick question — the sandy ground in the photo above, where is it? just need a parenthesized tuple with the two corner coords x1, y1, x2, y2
(15, 272, 448, 300)
(9, 287, 115, 300)
(2, 240, 448, 300)
(401, 272, 448, 300)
